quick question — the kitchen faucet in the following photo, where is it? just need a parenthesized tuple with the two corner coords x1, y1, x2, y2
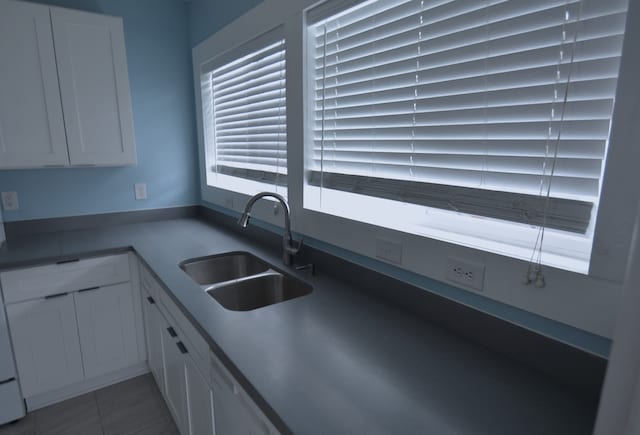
(238, 192, 302, 266)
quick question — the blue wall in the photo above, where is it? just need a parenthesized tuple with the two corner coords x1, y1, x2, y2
(187, 0, 263, 47)
(0, 0, 199, 222)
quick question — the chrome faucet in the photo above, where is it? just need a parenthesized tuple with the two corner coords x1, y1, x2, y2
(238, 192, 302, 266)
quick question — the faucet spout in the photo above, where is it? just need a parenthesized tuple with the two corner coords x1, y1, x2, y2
(238, 192, 300, 266)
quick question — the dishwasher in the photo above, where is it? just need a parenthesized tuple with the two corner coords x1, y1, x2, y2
(0, 287, 25, 425)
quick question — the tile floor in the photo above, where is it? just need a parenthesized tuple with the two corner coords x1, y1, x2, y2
(0, 374, 179, 435)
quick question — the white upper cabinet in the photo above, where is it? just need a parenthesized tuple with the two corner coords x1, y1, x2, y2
(51, 7, 136, 166)
(0, 0, 69, 168)
(0, 0, 136, 169)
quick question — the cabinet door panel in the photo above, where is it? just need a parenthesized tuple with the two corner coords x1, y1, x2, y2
(0, 0, 69, 168)
(211, 358, 268, 435)
(142, 288, 165, 393)
(162, 319, 188, 433)
(75, 283, 140, 378)
(186, 357, 214, 435)
(51, 7, 136, 166)
(6, 295, 84, 397)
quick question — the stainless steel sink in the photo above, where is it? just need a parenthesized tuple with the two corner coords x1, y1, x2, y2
(207, 273, 312, 311)
(179, 252, 269, 286)
(180, 251, 313, 311)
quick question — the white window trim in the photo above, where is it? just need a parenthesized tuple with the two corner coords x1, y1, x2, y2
(193, 0, 640, 342)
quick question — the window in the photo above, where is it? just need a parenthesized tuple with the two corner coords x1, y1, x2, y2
(200, 30, 287, 197)
(305, 0, 628, 272)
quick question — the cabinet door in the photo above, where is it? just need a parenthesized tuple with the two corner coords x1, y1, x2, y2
(161, 319, 188, 433)
(142, 289, 165, 393)
(0, 0, 69, 168)
(50, 7, 136, 166)
(75, 283, 140, 378)
(211, 359, 269, 435)
(6, 295, 84, 397)
(185, 356, 215, 435)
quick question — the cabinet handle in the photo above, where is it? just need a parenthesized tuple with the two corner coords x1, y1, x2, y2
(45, 292, 68, 299)
(78, 286, 100, 293)
(146, 296, 156, 304)
(167, 327, 177, 338)
(56, 258, 79, 265)
(0, 377, 16, 386)
(176, 341, 188, 354)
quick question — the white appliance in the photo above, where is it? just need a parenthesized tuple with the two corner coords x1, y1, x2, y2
(0, 288, 25, 424)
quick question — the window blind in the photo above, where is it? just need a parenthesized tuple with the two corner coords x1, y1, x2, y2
(308, 0, 627, 233)
(201, 37, 287, 187)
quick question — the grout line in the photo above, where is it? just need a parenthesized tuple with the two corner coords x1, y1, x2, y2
(93, 391, 106, 435)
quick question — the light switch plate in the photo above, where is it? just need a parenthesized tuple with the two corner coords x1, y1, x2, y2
(134, 183, 147, 200)
(376, 238, 403, 264)
(1, 191, 19, 211)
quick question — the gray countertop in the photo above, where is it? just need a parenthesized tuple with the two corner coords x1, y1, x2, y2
(0, 218, 597, 434)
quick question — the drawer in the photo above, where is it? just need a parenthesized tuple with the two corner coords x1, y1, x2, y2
(158, 287, 210, 372)
(1, 253, 130, 304)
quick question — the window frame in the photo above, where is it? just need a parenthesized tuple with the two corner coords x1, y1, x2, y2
(192, 0, 640, 343)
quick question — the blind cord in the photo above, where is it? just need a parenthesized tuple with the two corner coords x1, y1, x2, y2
(524, 0, 584, 287)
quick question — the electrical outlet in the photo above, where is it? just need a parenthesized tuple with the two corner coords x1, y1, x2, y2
(445, 256, 485, 291)
(376, 238, 402, 264)
(134, 183, 147, 200)
(1, 191, 19, 211)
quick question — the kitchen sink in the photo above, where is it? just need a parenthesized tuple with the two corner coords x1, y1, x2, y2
(180, 251, 312, 311)
(179, 252, 270, 287)
(207, 273, 312, 311)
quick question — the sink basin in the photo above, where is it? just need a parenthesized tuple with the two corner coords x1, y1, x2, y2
(179, 252, 270, 286)
(208, 273, 312, 311)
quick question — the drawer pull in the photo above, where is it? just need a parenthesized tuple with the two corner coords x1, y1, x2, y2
(78, 286, 100, 293)
(45, 292, 68, 299)
(167, 327, 178, 338)
(0, 377, 16, 386)
(146, 296, 156, 304)
(176, 341, 188, 354)
(56, 258, 80, 265)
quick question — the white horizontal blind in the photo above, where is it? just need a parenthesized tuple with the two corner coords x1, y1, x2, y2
(309, 0, 627, 233)
(202, 38, 287, 187)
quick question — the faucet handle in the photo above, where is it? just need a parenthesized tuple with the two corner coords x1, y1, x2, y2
(286, 238, 304, 255)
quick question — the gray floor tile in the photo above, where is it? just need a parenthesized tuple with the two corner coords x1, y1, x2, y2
(130, 418, 180, 435)
(96, 374, 171, 435)
(34, 392, 102, 435)
(0, 413, 36, 435)
(1, 375, 175, 435)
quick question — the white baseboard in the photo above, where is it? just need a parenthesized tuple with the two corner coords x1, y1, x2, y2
(26, 362, 150, 411)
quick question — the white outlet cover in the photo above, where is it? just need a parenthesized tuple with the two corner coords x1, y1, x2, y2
(376, 238, 403, 264)
(445, 256, 485, 291)
(134, 183, 147, 200)
(1, 191, 19, 211)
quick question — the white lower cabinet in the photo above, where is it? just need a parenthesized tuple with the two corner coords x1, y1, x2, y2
(210, 358, 269, 435)
(139, 262, 277, 435)
(141, 287, 165, 393)
(186, 357, 215, 435)
(6, 294, 84, 397)
(1, 253, 144, 405)
(161, 317, 189, 433)
(75, 283, 140, 378)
